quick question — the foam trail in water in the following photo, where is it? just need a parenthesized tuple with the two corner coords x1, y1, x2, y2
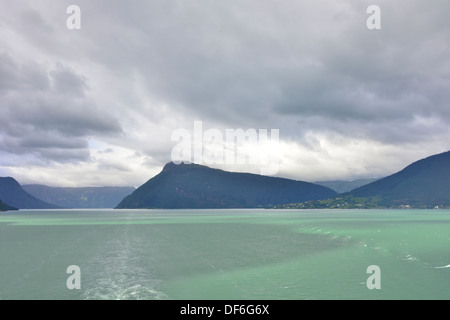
(435, 264, 450, 269)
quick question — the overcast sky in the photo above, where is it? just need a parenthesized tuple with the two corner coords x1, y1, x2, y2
(0, 0, 449, 187)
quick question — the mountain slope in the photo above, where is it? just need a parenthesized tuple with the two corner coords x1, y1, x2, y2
(23, 185, 135, 209)
(0, 177, 59, 209)
(0, 198, 18, 211)
(349, 151, 450, 207)
(116, 162, 337, 209)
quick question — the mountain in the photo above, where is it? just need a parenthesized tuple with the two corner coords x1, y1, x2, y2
(273, 151, 450, 209)
(0, 177, 59, 209)
(314, 178, 380, 194)
(22, 185, 135, 209)
(116, 162, 337, 209)
(348, 151, 450, 207)
(0, 199, 18, 211)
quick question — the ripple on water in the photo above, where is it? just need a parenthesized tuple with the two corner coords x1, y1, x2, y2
(82, 283, 170, 300)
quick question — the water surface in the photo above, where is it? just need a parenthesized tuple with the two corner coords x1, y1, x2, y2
(0, 209, 448, 300)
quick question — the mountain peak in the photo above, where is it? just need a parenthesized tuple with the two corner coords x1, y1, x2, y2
(162, 161, 183, 171)
(0, 176, 21, 186)
(162, 161, 197, 171)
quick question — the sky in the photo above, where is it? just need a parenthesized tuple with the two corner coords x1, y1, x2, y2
(0, 0, 449, 187)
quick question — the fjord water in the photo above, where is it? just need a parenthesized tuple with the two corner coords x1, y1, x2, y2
(0, 209, 449, 300)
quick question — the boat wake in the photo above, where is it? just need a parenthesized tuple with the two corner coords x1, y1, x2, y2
(435, 264, 450, 269)
(82, 284, 170, 300)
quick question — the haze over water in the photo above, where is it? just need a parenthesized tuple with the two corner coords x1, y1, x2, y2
(0, 209, 449, 300)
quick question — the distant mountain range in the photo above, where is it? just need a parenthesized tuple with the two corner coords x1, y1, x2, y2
(314, 178, 380, 194)
(23, 185, 135, 209)
(0, 177, 59, 209)
(116, 162, 337, 209)
(0, 177, 134, 210)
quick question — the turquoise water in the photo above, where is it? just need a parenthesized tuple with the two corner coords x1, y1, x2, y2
(0, 209, 449, 300)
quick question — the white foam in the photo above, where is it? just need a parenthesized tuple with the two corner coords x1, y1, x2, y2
(83, 284, 170, 300)
(405, 254, 416, 261)
(435, 264, 450, 269)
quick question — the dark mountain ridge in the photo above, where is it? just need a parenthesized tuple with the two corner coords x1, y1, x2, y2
(116, 162, 337, 209)
(349, 150, 450, 207)
(277, 150, 450, 209)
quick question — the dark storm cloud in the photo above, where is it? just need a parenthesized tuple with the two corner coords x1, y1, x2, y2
(0, 53, 122, 163)
(50, 65, 89, 97)
(0, 53, 50, 92)
(71, 0, 450, 137)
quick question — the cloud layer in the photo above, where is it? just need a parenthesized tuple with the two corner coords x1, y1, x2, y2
(1, 0, 449, 186)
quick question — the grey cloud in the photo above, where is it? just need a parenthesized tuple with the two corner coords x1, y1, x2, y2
(0, 53, 122, 163)
(0, 53, 50, 93)
(33, 147, 91, 163)
(18, 7, 55, 35)
(96, 159, 132, 172)
(0, 53, 22, 92)
(73, 0, 450, 134)
(19, 134, 88, 150)
(50, 65, 89, 97)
